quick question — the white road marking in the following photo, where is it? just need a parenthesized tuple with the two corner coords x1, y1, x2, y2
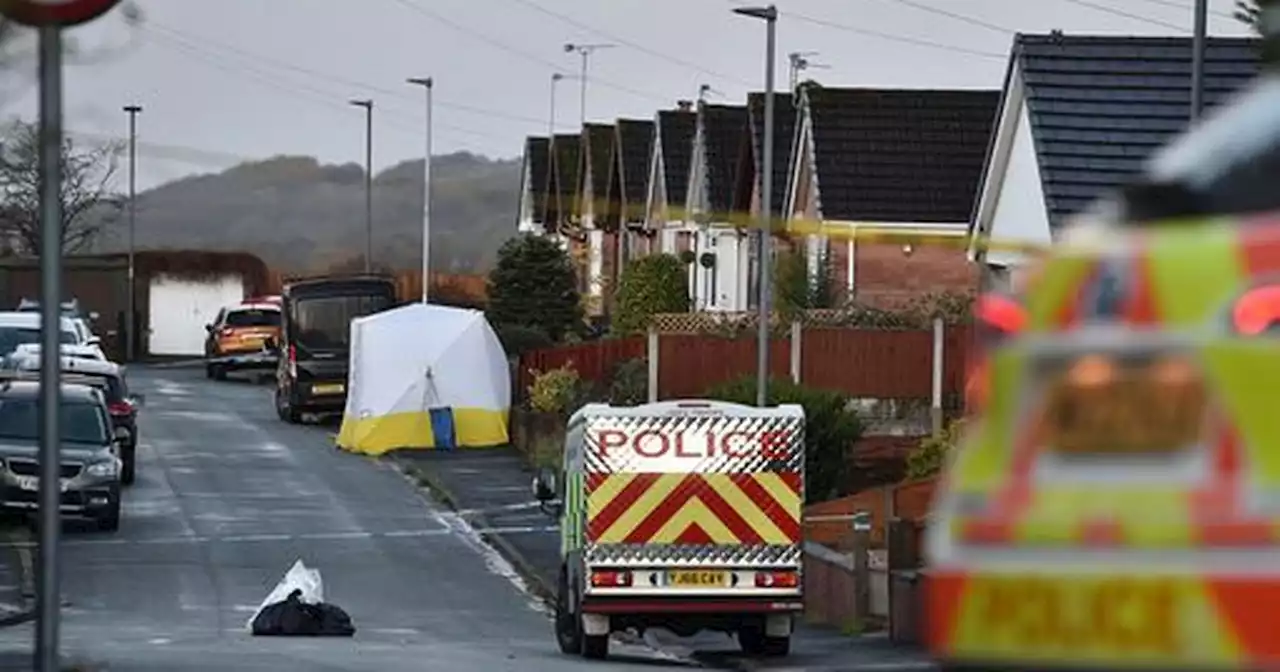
(455, 501, 543, 516)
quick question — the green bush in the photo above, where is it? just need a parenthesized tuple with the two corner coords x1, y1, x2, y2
(704, 377, 862, 503)
(487, 234, 582, 341)
(774, 245, 836, 322)
(528, 364, 581, 416)
(611, 253, 690, 336)
(608, 358, 648, 406)
(906, 419, 966, 480)
(493, 323, 553, 356)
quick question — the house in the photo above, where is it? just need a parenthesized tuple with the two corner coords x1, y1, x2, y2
(576, 123, 617, 313)
(733, 91, 799, 310)
(545, 131, 583, 264)
(684, 102, 749, 311)
(607, 118, 655, 261)
(786, 86, 1000, 308)
(643, 104, 697, 259)
(967, 34, 1262, 291)
(516, 136, 550, 234)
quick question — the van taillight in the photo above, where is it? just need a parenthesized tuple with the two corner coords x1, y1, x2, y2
(754, 571, 798, 588)
(589, 570, 632, 587)
(287, 345, 297, 378)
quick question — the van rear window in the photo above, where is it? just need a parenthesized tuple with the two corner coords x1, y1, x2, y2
(292, 295, 392, 351)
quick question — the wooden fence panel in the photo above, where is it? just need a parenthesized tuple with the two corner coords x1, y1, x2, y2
(658, 335, 792, 399)
(517, 337, 646, 395)
(801, 328, 934, 398)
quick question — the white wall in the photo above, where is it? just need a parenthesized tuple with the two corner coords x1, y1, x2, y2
(983, 100, 1052, 268)
(587, 230, 604, 298)
(148, 274, 244, 356)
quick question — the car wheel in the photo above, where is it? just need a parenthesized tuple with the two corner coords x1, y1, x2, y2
(554, 568, 582, 655)
(120, 444, 136, 486)
(204, 363, 214, 379)
(276, 385, 300, 424)
(96, 503, 121, 532)
(211, 364, 227, 381)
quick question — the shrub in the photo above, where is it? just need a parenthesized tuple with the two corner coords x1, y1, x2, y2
(774, 245, 837, 322)
(487, 234, 582, 341)
(704, 377, 862, 503)
(611, 253, 690, 336)
(493, 323, 553, 356)
(608, 358, 648, 406)
(906, 419, 966, 480)
(527, 364, 581, 415)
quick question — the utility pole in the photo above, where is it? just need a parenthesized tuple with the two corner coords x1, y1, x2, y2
(563, 42, 614, 127)
(408, 78, 432, 302)
(349, 99, 374, 272)
(123, 104, 140, 362)
(1191, 0, 1207, 121)
(734, 4, 778, 408)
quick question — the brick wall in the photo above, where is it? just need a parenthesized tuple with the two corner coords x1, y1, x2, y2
(826, 238, 977, 309)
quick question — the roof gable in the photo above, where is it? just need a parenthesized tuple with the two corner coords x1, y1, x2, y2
(1015, 33, 1262, 227)
(547, 134, 581, 223)
(579, 123, 614, 199)
(739, 92, 796, 216)
(615, 119, 654, 207)
(522, 136, 550, 224)
(696, 103, 748, 215)
(657, 110, 697, 208)
(805, 87, 1000, 223)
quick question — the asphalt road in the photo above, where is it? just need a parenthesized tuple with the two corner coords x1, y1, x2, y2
(0, 367, 694, 671)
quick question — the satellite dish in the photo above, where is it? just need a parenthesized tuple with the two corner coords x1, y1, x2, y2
(0, 0, 121, 27)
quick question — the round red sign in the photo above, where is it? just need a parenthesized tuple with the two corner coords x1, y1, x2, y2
(0, 0, 121, 27)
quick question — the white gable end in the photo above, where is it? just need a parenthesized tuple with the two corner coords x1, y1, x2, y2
(986, 99, 1052, 267)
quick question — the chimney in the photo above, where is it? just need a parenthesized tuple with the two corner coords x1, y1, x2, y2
(676, 100, 693, 111)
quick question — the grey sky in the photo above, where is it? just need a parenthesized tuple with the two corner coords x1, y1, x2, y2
(0, 0, 1254, 190)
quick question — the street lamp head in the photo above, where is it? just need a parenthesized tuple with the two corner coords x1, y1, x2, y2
(407, 77, 433, 88)
(123, 105, 142, 113)
(552, 72, 565, 82)
(732, 4, 778, 21)
(563, 43, 576, 53)
(349, 99, 373, 109)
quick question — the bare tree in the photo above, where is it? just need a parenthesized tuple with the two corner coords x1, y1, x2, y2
(0, 120, 123, 255)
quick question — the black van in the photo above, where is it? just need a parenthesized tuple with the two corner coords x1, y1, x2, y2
(270, 275, 397, 423)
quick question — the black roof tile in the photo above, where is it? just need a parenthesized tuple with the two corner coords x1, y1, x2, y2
(522, 136, 550, 225)
(547, 134, 580, 222)
(615, 119, 654, 210)
(1013, 33, 1261, 226)
(805, 87, 1000, 222)
(657, 110, 697, 208)
(698, 103, 749, 215)
(579, 123, 614, 199)
(739, 92, 796, 216)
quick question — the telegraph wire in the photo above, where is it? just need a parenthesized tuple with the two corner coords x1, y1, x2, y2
(779, 9, 1009, 59)
(1058, 0, 1188, 31)
(145, 21, 548, 128)
(504, 0, 756, 87)
(387, 0, 673, 104)
(1129, 0, 1235, 20)
(879, 0, 1016, 35)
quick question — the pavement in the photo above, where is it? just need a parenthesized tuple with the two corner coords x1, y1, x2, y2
(0, 367, 700, 671)
(391, 448, 937, 671)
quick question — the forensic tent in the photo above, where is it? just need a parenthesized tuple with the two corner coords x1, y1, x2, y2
(336, 303, 510, 455)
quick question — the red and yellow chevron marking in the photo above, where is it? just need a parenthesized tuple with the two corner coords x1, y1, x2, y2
(585, 472, 801, 545)
(926, 569, 1280, 668)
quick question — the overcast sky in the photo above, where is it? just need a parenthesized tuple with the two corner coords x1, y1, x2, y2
(0, 0, 1253, 190)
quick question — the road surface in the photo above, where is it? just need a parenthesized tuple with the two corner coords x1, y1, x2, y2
(0, 367, 692, 670)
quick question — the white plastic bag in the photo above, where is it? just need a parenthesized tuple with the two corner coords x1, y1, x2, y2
(246, 559, 325, 630)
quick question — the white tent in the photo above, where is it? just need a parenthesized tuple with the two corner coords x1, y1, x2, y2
(336, 303, 510, 455)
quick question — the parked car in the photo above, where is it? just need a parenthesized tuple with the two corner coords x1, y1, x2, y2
(7, 343, 106, 363)
(0, 312, 88, 356)
(204, 300, 282, 380)
(6, 355, 142, 484)
(0, 378, 124, 531)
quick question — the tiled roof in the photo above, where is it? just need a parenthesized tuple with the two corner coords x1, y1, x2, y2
(736, 92, 796, 216)
(697, 103, 749, 216)
(1012, 34, 1261, 227)
(615, 119, 654, 213)
(547, 133, 580, 222)
(580, 123, 614, 201)
(522, 136, 550, 224)
(657, 109, 697, 208)
(805, 87, 999, 223)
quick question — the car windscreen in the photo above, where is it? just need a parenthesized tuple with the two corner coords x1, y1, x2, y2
(0, 399, 107, 444)
(225, 309, 280, 328)
(291, 294, 392, 352)
(63, 374, 124, 402)
(0, 327, 76, 354)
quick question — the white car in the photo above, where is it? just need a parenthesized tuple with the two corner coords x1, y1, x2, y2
(0, 312, 101, 357)
(9, 342, 106, 362)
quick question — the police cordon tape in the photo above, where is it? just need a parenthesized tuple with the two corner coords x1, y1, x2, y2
(541, 199, 1055, 256)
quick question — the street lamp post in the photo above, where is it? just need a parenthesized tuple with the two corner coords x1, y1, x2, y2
(407, 78, 432, 302)
(733, 4, 778, 408)
(349, 99, 374, 273)
(123, 104, 140, 362)
(563, 42, 614, 127)
(1191, 0, 1207, 120)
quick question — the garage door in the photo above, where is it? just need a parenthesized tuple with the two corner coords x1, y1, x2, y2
(148, 274, 245, 356)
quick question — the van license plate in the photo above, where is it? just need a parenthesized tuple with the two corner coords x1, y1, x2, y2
(312, 384, 344, 395)
(668, 571, 727, 587)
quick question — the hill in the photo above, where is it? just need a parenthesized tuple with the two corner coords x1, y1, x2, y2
(91, 152, 521, 273)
